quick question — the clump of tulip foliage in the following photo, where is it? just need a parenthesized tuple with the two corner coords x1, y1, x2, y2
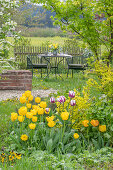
(9, 87, 112, 155)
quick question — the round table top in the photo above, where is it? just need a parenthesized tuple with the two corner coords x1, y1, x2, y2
(39, 53, 73, 58)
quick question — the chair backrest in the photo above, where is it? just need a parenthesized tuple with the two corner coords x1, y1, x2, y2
(66, 57, 73, 65)
(27, 56, 33, 68)
(69, 55, 86, 64)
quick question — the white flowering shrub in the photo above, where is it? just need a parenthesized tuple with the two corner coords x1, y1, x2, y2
(0, 0, 18, 59)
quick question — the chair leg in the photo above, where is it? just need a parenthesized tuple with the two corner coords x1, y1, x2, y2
(67, 67, 69, 77)
(72, 70, 73, 78)
(47, 68, 49, 78)
(82, 70, 84, 75)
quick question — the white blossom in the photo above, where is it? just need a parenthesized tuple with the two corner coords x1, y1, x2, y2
(0, 0, 18, 59)
(0, 12, 3, 15)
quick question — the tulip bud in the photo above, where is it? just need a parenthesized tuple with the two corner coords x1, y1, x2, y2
(69, 91, 75, 98)
(45, 108, 50, 112)
(57, 96, 65, 103)
(50, 97, 55, 103)
(70, 100, 76, 106)
(61, 96, 66, 102)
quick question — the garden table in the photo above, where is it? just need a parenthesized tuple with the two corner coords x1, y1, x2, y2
(39, 53, 72, 79)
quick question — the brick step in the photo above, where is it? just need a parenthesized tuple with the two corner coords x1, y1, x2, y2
(0, 70, 32, 90)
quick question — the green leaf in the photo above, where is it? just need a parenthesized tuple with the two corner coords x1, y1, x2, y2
(110, 125, 113, 131)
(104, 133, 111, 139)
(63, 132, 73, 145)
(10, 144, 16, 150)
(55, 113, 64, 125)
(92, 139, 100, 150)
(53, 130, 61, 148)
(47, 139, 53, 153)
(64, 141, 75, 152)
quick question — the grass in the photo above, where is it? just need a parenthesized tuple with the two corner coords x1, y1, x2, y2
(0, 99, 22, 149)
(32, 70, 101, 98)
(26, 36, 68, 46)
(0, 148, 113, 169)
(7, 36, 68, 47)
(32, 72, 87, 94)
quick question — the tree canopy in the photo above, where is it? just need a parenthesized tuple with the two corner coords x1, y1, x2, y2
(12, 3, 55, 28)
(31, 0, 113, 63)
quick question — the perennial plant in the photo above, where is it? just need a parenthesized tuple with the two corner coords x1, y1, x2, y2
(8, 86, 111, 156)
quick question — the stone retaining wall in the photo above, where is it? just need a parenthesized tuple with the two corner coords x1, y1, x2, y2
(0, 70, 32, 90)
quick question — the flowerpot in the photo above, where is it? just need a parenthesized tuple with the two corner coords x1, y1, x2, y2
(53, 50, 57, 55)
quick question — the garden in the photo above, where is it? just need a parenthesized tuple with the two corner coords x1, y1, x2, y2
(0, 0, 113, 169)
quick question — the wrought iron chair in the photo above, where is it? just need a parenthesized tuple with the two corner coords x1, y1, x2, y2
(27, 56, 48, 78)
(66, 56, 87, 78)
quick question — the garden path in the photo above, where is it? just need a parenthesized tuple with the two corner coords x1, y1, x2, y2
(0, 89, 57, 101)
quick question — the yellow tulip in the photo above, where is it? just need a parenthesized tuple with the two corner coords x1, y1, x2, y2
(40, 101, 47, 108)
(61, 112, 69, 120)
(82, 120, 89, 127)
(37, 108, 44, 115)
(35, 97, 41, 103)
(21, 134, 28, 141)
(48, 121, 55, 127)
(29, 123, 36, 130)
(20, 96, 26, 104)
(18, 116, 24, 122)
(90, 120, 99, 127)
(11, 112, 18, 122)
(25, 90, 31, 98)
(32, 116, 37, 122)
(46, 116, 54, 122)
(30, 109, 37, 115)
(99, 125, 106, 132)
(73, 133, 79, 139)
(28, 95, 33, 101)
(18, 107, 27, 116)
(26, 112, 33, 119)
(26, 103, 32, 109)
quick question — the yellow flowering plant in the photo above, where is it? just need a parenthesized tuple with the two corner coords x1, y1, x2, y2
(55, 88, 91, 129)
(48, 43, 60, 54)
(8, 84, 113, 154)
(0, 151, 21, 164)
(9, 90, 83, 154)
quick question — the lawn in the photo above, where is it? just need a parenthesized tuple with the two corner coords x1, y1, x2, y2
(26, 36, 68, 46)
(8, 36, 68, 47)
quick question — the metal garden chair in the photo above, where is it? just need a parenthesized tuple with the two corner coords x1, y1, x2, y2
(66, 56, 87, 78)
(27, 56, 48, 78)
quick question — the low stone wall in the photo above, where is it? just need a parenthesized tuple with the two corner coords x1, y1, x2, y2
(0, 70, 32, 90)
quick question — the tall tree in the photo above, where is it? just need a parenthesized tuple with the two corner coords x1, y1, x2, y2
(12, 2, 55, 29)
(0, 0, 18, 58)
(31, 0, 113, 64)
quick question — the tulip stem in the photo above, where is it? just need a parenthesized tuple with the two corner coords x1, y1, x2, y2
(87, 128, 89, 145)
(63, 103, 64, 111)
(40, 115, 41, 122)
(62, 121, 65, 142)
